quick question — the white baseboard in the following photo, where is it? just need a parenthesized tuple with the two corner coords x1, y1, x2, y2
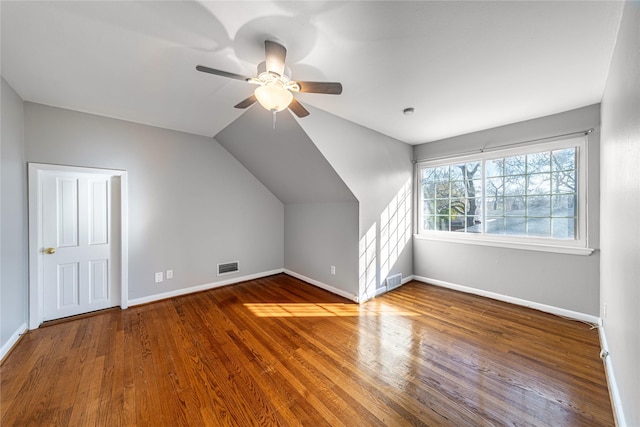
(374, 274, 415, 298)
(598, 325, 627, 427)
(402, 275, 415, 285)
(411, 276, 624, 422)
(1, 323, 28, 362)
(413, 275, 600, 325)
(128, 269, 284, 306)
(283, 269, 359, 303)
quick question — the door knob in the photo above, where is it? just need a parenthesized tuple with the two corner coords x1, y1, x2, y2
(44, 247, 56, 254)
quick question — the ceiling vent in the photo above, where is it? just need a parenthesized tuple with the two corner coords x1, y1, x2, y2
(217, 261, 239, 276)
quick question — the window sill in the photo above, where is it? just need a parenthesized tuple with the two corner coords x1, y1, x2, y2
(413, 233, 595, 256)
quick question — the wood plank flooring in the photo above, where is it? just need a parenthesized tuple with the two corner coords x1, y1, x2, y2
(1, 274, 614, 426)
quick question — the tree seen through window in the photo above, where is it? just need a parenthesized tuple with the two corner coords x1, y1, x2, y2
(421, 146, 577, 239)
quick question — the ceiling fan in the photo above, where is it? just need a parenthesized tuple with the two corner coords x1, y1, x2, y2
(196, 40, 342, 120)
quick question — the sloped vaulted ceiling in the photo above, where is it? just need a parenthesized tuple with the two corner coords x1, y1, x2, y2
(0, 1, 624, 144)
(214, 105, 355, 204)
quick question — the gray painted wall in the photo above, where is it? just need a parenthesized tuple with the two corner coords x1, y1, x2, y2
(24, 102, 284, 301)
(1, 78, 28, 350)
(600, 1, 640, 424)
(298, 105, 414, 300)
(215, 106, 355, 204)
(284, 202, 359, 297)
(413, 105, 601, 315)
(215, 105, 360, 297)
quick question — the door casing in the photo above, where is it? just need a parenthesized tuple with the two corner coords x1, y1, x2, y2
(28, 163, 129, 329)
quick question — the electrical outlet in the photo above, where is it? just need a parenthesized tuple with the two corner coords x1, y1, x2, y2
(166, 269, 173, 279)
(331, 266, 336, 275)
(155, 272, 163, 283)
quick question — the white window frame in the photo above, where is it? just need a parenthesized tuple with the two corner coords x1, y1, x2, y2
(415, 136, 593, 255)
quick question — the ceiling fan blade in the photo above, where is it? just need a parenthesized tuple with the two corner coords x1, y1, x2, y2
(289, 98, 310, 118)
(196, 65, 251, 82)
(234, 95, 258, 109)
(265, 40, 287, 77)
(297, 81, 343, 95)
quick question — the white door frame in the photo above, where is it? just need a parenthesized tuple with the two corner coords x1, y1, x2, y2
(28, 163, 129, 329)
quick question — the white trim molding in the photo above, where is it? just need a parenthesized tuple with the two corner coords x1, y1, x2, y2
(0, 323, 27, 362)
(28, 163, 129, 329)
(413, 275, 600, 324)
(413, 234, 595, 256)
(416, 136, 592, 255)
(283, 270, 359, 303)
(375, 274, 415, 298)
(598, 325, 627, 427)
(128, 269, 284, 307)
(374, 286, 387, 297)
(402, 275, 415, 285)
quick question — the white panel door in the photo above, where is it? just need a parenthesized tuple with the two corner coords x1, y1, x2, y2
(41, 172, 118, 321)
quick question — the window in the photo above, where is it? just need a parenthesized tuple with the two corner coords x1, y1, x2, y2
(417, 137, 589, 254)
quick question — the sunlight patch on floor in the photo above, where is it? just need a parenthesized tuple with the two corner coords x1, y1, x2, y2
(243, 302, 418, 317)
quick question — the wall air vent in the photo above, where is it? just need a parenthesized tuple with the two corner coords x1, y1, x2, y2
(386, 273, 402, 291)
(217, 261, 239, 276)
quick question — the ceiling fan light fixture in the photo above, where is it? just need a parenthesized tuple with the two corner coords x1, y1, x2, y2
(254, 84, 293, 112)
(196, 40, 340, 120)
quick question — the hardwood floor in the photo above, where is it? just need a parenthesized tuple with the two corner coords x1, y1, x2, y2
(1, 274, 614, 426)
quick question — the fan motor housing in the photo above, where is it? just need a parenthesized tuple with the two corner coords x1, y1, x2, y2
(257, 61, 292, 80)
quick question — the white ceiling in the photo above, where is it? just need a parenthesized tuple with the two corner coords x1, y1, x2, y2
(1, 1, 624, 144)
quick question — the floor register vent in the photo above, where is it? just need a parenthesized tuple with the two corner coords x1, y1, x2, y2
(217, 261, 239, 276)
(386, 273, 402, 290)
